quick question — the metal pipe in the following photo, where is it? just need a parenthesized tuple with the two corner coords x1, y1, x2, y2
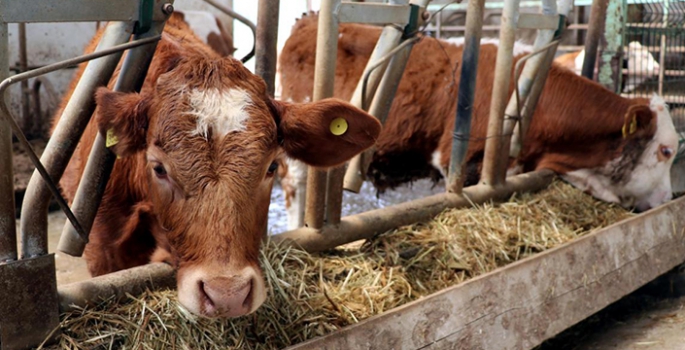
(498, 0, 560, 172)
(203, 0, 257, 63)
(481, 0, 520, 187)
(342, 36, 420, 193)
(332, 4, 407, 222)
(58, 262, 175, 312)
(11, 35, 163, 259)
(304, 0, 341, 229)
(0, 23, 15, 263)
(341, 35, 408, 192)
(275, 170, 555, 252)
(447, 0, 485, 194)
(581, 0, 608, 80)
(658, 0, 669, 96)
(5, 38, 163, 254)
(20, 22, 136, 258)
(255, 0, 279, 97)
(18, 23, 30, 137)
(59, 22, 167, 257)
(510, 41, 559, 158)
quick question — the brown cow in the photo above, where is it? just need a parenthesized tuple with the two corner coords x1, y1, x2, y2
(55, 14, 381, 318)
(277, 14, 679, 229)
(172, 10, 236, 57)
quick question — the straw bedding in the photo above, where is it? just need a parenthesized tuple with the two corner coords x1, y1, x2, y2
(43, 179, 633, 349)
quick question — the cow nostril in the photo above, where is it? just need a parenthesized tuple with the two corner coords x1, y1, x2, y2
(200, 276, 252, 318)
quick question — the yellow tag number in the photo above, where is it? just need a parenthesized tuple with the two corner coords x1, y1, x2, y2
(330, 117, 348, 136)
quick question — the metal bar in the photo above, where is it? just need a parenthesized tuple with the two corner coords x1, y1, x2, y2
(481, 0, 521, 187)
(658, 0, 669, 96)
(338, 3, 412, 24)
(510, 41, 558, 158)
(0, 22, 15, 263)
(447, 0, 486, 194)
(255, 0, 279, 97)
(275, 170, 555, 252)
(304, 0, 341, 230)
(581, 0, 608, 79)
(0, 0, 168, 23)
(58, 262, 175, 312)
(329, 5, 407, 223)
(203, 0, 256, 63)
(59, 21, 167, 257)
(342, 26, 406, 193)
(343, 38, 419, 194)
(10, 35, 163, 259)
(517, 13, 560, 30)
(19, 22, 137, 258)
(18, 22, 30, 137)
(596, 0, 624, 91)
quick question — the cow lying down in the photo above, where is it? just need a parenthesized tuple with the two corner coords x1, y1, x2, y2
(56, 15, 381, 318)
(277, 14, 679, 230)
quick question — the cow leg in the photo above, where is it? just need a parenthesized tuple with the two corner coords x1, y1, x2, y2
(83, 201, 158, 276)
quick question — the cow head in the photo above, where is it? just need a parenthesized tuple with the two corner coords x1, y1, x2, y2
(94, 39, 381, 318)
(561, 95, 678, 212)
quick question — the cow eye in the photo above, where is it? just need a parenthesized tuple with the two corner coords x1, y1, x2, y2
(267, 161, 279, 176)
(153, 164, 168, 177)
(661, 146, 674, 158)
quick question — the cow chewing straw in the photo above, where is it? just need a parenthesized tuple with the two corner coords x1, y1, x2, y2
(44, 180, 633, 349)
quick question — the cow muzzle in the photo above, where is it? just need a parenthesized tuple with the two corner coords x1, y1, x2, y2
(177, 265, 267, 318)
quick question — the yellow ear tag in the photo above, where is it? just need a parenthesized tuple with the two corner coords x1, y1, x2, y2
(106, 129, 119, 148)
(629, 115, 638, 134)
(329, 117, 348, 136)
(622, 115, 638, 138)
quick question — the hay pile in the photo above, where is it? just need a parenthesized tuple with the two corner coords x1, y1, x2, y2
(45, 180, 633, 350)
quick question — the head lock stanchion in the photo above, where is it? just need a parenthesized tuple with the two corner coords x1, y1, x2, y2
(0, 1, 172, 348)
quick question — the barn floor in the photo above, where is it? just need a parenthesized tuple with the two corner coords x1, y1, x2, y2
(538, 287, 685, 350)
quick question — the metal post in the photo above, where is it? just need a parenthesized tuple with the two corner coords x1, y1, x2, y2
(58, 21, 167, 257)
(342, 22, 405, 193)
(581, 0, 608, 80)
(18, 23, 30, 137)
(499, 0, 567, 175)
(20, 22, 134, 258)
(510, 41, 558, 158)
(481, 0, 520, 187)
(0, 23, 15, 263)
(255, 0, 279, 96)
(447, 0, 485, 194)
(658, 0, 669, 96)
(304, 0, 340, 229)
(597, 0, 624, 91)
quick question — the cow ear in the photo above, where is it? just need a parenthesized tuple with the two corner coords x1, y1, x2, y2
(274, 98, 382, 168)
(95, 87, 152, 157)
(622, 104, 655, 139)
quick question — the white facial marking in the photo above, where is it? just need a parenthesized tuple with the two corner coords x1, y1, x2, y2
(188, 87, 252, 138)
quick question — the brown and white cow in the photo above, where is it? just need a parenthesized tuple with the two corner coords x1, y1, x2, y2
(56, 14, 381, 318)
(277, 14, 678, 229)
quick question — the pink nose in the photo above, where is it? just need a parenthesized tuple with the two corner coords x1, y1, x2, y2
(199, 276, 253, 318)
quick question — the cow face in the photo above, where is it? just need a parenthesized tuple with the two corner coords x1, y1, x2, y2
(562, 95, 678, 212)
(95, 46, 381, 318)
